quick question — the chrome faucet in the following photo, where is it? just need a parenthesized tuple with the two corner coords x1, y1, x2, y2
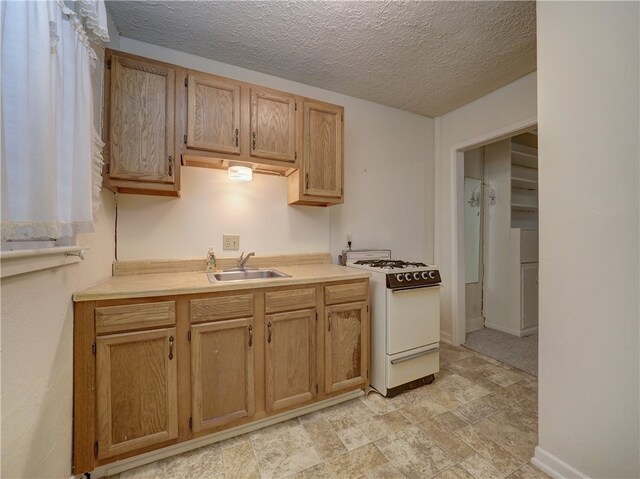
(238, 251, 255, 270)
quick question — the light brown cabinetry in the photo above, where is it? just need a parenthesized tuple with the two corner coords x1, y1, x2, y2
(189, 293, 256, 433)
(103, 50, 344, 205)
(186, 73, 241, 155)
(103, 50, 179, 196)
(95, 326, 178, 460)
(288, 100, 344, 206)
(191, 318, 255, 432)
(265, 309, 317, 412)
(324, 283, 368, 393)
(250, 89, 297, 163)
(73, 278, 368, 474)
(180, 73, 299, 174)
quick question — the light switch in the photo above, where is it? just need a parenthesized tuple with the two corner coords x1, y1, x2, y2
(223, 234, 240, 250)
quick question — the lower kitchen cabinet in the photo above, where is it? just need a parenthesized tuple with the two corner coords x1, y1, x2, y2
(73, 278, 369, 474)
(95, 328, 178, 460)
(325, 301, 369, 394)
(265, 309, 317, 412)
(190, 318, 255, 433)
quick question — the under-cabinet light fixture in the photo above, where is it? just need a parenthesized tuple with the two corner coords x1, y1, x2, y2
(228, 165, 253, 182)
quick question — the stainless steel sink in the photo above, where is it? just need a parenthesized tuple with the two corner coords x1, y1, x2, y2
(206, 269, 291, 283)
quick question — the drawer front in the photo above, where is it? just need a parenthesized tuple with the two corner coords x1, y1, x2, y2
(95, 301, 176, 334)
(191, 294, 254, 323)
(386, 345, 439, 389)
(265, 288, 316, 313)
(325, 281, 368, 305)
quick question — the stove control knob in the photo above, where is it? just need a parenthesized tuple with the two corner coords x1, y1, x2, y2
(404, 273, 413, 281)
(396, 273, 404, 282)
(413, 272, 421, 280)
(428, 271, 436, 279)
(421, 271, 430, 280)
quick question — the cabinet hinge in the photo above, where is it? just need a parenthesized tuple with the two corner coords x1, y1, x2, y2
(185, 77, 188, 87)
(315, 384, 318, 394)
(183, 134, 187, 144)
(315, 312, 318, 321)
(295, 102, 298, 111)
(107, 58, 111, 70)
(91, 343, 96, 355)
(189, 417, 193, 430)
(295, 151, 297, 160)
(187, 330, 191, 342)
(94, 441, 98, 456)
(367, 305, 369, 312)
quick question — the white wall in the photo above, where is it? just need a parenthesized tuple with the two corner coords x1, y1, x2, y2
(434, 72, 537, 344)
(463, 148, 484, 329)
(534, 2, 639, 478)
(1, 191, 116, 478)
(0, 21, 120, 479)
(116, 38, 434, 263)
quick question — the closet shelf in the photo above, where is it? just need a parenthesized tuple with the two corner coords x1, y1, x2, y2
(511, 203, 539, 211)
(511, 177, 538, 190)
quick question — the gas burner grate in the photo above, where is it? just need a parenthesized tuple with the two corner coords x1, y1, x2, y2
(354, 259, 429, 269)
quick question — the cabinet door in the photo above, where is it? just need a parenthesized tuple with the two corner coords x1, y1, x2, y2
(265, 309, 316, 412)
(521, 263, 539, 331)
(96, 328, 178, 460)
(303, 101, 343, 198)
(191, 318, 255, 433)
(187, 73, 241, 155)
(250, 89, 296, 163)
(108, 54, 175, 183)
(325, 301, 368, 394)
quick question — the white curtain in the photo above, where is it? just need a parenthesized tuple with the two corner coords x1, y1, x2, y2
(0, 0, 109, 241)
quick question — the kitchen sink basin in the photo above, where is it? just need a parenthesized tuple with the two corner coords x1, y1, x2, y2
(206, 269, 291, 283)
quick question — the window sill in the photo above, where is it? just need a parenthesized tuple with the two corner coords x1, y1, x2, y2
(1, 246, 89, 278)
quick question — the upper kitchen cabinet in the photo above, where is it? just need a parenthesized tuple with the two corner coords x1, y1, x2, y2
(288, 100, 344, 206)
(103, 50, 179, 197)
(186, 73, 241, 156)
(249, 88, 297, 163)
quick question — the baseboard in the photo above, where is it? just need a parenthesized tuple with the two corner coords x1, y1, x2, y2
(91, 390, 363, 478)
(532, 446, 591, 479)
(466, 316, 484, 333)
(483, 321, 522, 337)
(521, 325, 538, 336)
(440, 331, 452, 344)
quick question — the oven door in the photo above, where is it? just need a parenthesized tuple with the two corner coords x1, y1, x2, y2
(386, 285, 440, 355)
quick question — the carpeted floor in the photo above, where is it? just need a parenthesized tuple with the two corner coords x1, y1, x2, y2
(463, 328, 538, 376)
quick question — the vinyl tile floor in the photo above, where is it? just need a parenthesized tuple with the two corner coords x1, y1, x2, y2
(111, 343, 548, 479)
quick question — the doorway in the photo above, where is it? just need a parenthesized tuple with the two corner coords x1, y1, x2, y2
(461, 130, 539, 375)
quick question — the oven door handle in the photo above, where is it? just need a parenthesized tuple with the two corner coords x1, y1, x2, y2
(390, 346, 440, 364)
(391, 284, 440, 292)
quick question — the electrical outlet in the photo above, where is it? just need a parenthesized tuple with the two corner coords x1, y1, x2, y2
(223, 234, 240, 250)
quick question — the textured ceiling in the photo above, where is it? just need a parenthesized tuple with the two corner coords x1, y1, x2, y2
(106, 1, 536, 117)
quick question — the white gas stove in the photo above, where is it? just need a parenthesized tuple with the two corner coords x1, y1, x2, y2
(342, 250, 441, 397)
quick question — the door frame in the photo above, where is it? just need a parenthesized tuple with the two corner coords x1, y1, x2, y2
(448, 117, 537, 345)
